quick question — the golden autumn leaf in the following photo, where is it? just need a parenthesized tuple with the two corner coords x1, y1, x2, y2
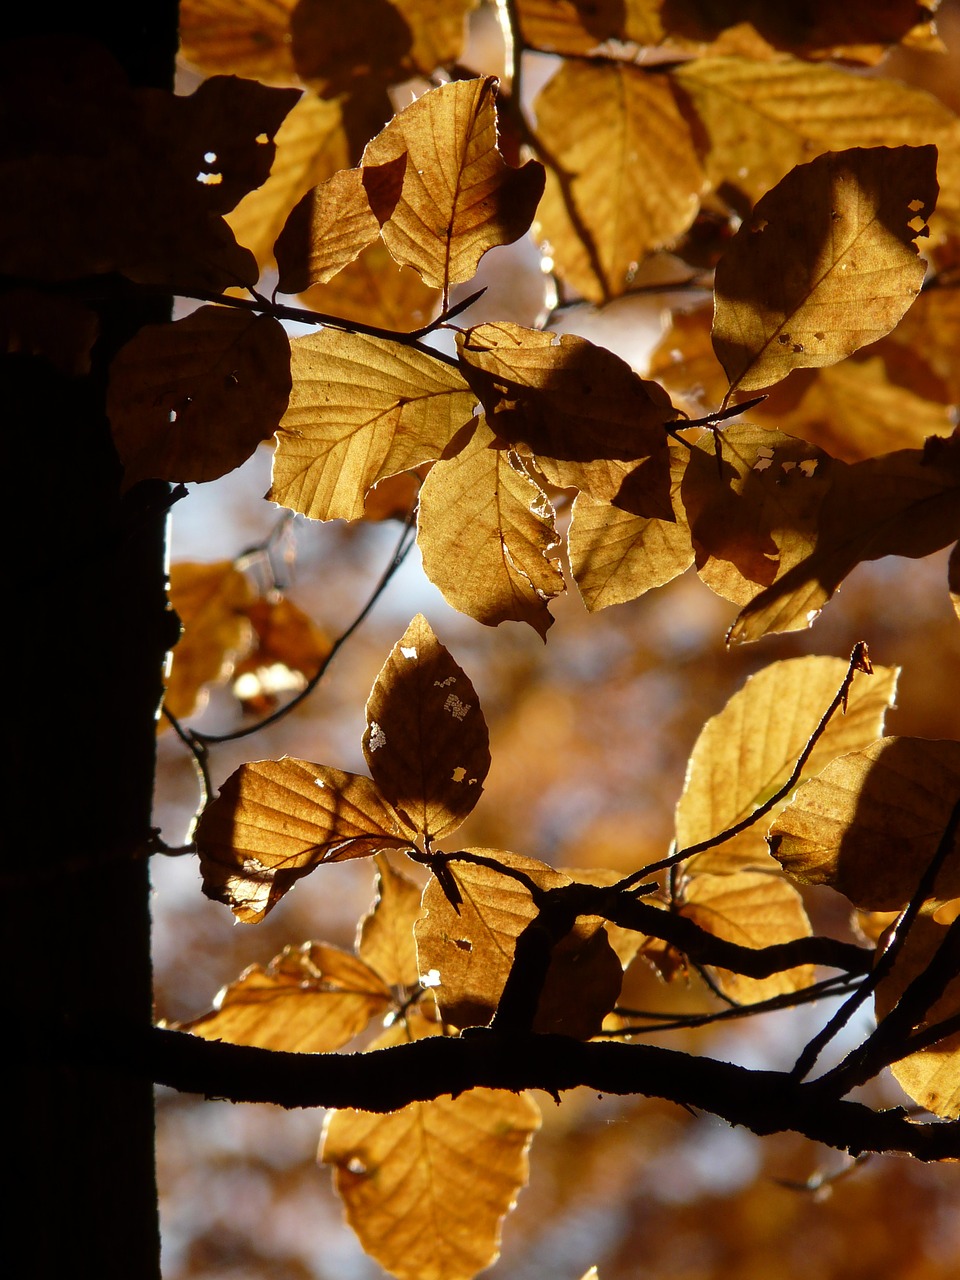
(414, 851, 622, 1035)
(362, 615, 490, 840)
(671, 57, 957, 211)
(164, 560, 256, 723)
(675, 654, 899, 874)
(108, 306, 290, 486)
(678, 869, 815, 1004)
(230, 595, 332, 714)
(514, 0, 664, 54)
(456, 322, 674, 513)
(417, 418, 565, 638)
(532, 62, 705, 302)
(712, 146, 939, 394)
(356, 857, 425, 988)
(270, 329, 477, 521)
(321, 1013, 541, 1280)
(391, 0, 478, 75)
(274, 154, 406, 291)
(874, 914, 960, 1119)
(568, 444, 693, 611)
(196, 760, 414, 922)
(769, 738, 960, 912)
(299, 239, 441, 331)
(177, 942, 391, 1052)
(178, 0, 300, 83)
(361, 77, 545, 296)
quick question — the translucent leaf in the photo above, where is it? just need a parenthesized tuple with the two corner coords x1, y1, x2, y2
(362, 77, 545, 294)
(230, 596, 332, 715)
(196, 760, 414, 923)
(414, 851, 622, 1035)
(274, 154, 406, 291)
(357, 857, 425, 988)
(874, 914, 960, 1119)
(362, 615, 491, 840)
(678, 870, 815, 1003)
(769, 737, 960, 911)
(533, 62, 705, 302)
(514, 0, 664, 54)
(322, 1014, 541, 1280)
(457, 322, 674, 513)
(417, 418, 565, 638)
(391, 0, 478, 74)
(178, 0, 300, 84)
(270, 330, 476, 521)
(177, 942, 391, 1052)
(164, 561, 256, 723)
(712, 146, 939, 394)
(108, 306, 290, 486)
(299, 239, 441, 331)
(568, 444, 693, 611)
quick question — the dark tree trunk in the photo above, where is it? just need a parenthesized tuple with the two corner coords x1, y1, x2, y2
(2, 4, 178, 1275)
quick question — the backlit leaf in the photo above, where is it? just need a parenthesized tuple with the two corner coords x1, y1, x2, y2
(568, 444, 693, 611)
(322, 1013, 541, 1280)
(270, 330, 476, 521)
(362, 77, 545, 295)
(178, 0, 300, 83)
(177, 942, 391, 1052)
(417, 418, 565, 638)
(299, 240, 441, 331)
(457, 322, 674, 513)
(533, 62, 705, 302)
(362, 615, 491, 840)
(357, 857, 425, 989)
(196, 760, 414, 922)
(769, 738, 960, 911)
(230, 595, 332, 714)
(164, 560, 256, 723)
(712, 146, 939, 394)
(108, 306, 290, 486)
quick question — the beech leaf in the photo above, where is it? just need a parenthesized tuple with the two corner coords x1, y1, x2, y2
(362, 615, 491, 840)
(769, 738, 960, 912)
(108, 306, 291, 486)
(178, 0, 300, 84)
(299, 239, 441, 332)
(196, 760, 414, 922)
(356, 857, 425, 989)
(416, 418, 565, 638)
(361, 77, 545, 294)
(164, 560, 256, 723)
(177, 942, 391, 1052)
(270, 330, 477, 521)
(712, 145, 939, 393)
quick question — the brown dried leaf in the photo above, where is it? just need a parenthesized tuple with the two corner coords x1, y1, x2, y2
(533, 62, 705, 302)
(357, 857, 425, 988)
(299, 240, 441, 331)
(875, 914, 960, 1119)
(679, 869, 815, 1003)
(270, 330, 476, 521)
(274, 155, 406, 292)
(417, 418, 565, 638)
(108, 306, 290, 486)
(457, 322, 674, 512)
(362, 615, 490, 840)
(178, 942, 391, 1052)
(165, 561, 256, 723)
(415, 851, 622, 1035)
(321, 1013, 541, 1280)
(291, 0, 412, 94)
(568, 444, 693, 611)
(769, 738, 960, 911)
(196, 760, 414, 922)
(712, 146, 939, 394)
(362, 78, 545, 294)
(178, 0, 300, 84)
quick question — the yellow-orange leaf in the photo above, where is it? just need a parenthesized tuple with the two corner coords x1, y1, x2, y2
(108, 306, 290, 486)
(769, 738, 960, 911)
(362, 615, 490, 840)
(299, 239, 441, 331)
(274, 155, 406, 291)
(457, 322, 673, 513)
(417, 418, 565, 638)
(568, 445, 693, 611)
(357, 857, 425, 989)
(415, 851, 622, 1035)
(362, 77, 545, 294)
(533, 62, 705, 302)
(178, 0, 300, 83)
(679, 870, 814, 1003)
(712, 146, 939, 394)
(230, 595, 332, 714)
(515, 0, 663, 53)
(322, 1016, 541, 1280)
(270, 330, 476, 521)
(164, 560, 256, 723)
(874, 914, 960, 1119)
(178, 942, 391, 1052)
(196, 760, 413, 922)
(392, 0, 478, 75)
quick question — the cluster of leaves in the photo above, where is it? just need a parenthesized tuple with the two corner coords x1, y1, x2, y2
(7, 2, 960, 1278)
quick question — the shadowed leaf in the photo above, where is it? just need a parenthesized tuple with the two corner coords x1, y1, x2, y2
(299, 239, 441, 330)
(357, 857, 425, 988)
(179, 0, 300, 83)
(164, 561, 256, 723)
